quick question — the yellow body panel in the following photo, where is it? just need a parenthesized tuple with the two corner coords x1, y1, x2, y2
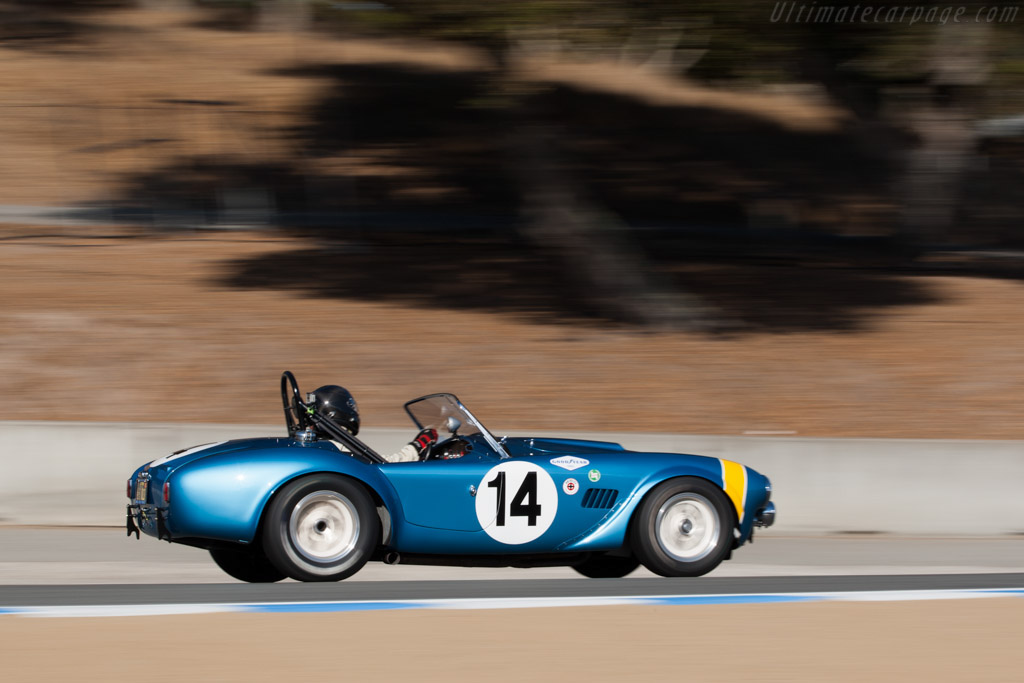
(720, 459, 746, 524)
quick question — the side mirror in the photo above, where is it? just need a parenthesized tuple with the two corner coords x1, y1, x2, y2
(446, 416, 462, 435)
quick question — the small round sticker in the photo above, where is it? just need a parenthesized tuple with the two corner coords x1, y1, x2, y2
(562, 478, 580, 495)
(588, 469, 601, 483)
(475, 461, 558, 545)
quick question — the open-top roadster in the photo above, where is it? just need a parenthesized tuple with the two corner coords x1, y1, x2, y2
(127, 372, 775, 582)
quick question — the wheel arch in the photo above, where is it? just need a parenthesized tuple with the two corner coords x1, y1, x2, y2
(255, 469, 395, 548)
(628, 473, 738, 577)
(259, 470, 385, 581)
(166, 446, 402, 545)
(558, 467, 737, 554)
(625, 474, 739, 545)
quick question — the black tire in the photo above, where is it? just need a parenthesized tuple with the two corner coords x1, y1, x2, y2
(262, 474, 379, 582)
(631, 477, 735, 578)
(209, 547, 287, 583)
(572, 553, 641, 579)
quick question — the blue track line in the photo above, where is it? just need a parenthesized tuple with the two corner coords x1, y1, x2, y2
(1, 588, 1021, 618)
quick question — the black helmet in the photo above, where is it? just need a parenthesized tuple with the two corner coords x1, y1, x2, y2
(310, 385, 360, 435)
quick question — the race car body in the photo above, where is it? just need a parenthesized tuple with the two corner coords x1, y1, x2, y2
(127, 372, 775, 582)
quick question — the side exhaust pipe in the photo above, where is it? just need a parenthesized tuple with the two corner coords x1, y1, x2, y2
(383, 551, 401, 565)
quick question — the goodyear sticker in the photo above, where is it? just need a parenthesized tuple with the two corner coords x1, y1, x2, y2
(587, 469, 601, 483)
(550, 456, 589, 471)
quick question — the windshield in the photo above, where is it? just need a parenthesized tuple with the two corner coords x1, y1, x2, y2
(404, 394, 506, 456)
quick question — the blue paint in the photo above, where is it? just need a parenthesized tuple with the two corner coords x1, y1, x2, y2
(643, 594, 820, 606)
(3, 588, 1024, 618)
(244, 601, 421, 613)
(126, 398, 774, 563)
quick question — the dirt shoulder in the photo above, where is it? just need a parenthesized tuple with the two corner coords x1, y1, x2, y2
(2, 226, 1023, 439)
(3, 600, 1022, 682)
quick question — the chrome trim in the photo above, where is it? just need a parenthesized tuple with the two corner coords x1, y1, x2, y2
(753, 501, 776, 528)
(654, 492, 721, 562)
(295, 427, 318, 443)
(405, 393, 510, 458)
(288, 490, 360, 564)
(454, 398, 510, 459)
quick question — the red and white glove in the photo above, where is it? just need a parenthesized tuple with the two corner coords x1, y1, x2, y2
(411, 428, 438, 458)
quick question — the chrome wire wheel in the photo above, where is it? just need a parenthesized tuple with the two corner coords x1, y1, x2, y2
(288, 491, 360, 563)
(263, 474, 379, 582)
(631, 477, 734, 577)
(655, 492, 720, 562)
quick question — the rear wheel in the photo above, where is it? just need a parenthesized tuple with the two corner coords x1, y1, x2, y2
(631, 477, 735, 577)
(262, 474, 379, 582)
(572, 553, 640, 579)
(209, 547, 286, 583)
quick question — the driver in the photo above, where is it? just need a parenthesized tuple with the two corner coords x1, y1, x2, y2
(311, 385, 437, 462)
(387, 428, 438, 462)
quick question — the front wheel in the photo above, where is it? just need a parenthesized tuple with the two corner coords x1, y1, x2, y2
(209, 547, 286, 583)
(262, 474, 380, 582)
(631, 477, 735, 577)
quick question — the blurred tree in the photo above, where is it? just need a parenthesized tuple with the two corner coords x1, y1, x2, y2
(312, 0, 730, 328)
(0, 0, 137, 46)
(306, 0, 1023, 317)
(184, 1, 1024, 321)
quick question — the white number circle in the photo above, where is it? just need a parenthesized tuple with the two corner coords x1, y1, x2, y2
(475, 461, 558, 545)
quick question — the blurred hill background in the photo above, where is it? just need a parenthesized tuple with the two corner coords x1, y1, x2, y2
(1, 0, 1023, 437)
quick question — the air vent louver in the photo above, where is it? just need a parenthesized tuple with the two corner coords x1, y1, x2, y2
(581, 488, 618, 509)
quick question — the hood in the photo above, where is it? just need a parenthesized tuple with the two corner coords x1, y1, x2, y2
(503, 437, 627, 457)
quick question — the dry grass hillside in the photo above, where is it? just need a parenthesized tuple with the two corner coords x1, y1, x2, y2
(1, 6, 1023, 438)
(3, 225, 1024, 438)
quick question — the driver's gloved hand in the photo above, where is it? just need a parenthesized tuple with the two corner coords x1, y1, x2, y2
(411, 428, 438, 458)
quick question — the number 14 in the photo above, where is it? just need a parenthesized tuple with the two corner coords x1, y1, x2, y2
(486, 471, 542, 526)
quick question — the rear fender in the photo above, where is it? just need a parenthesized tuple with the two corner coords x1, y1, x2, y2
(167, 445, 401, 544)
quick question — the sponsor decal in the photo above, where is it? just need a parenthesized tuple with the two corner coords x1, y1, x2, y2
(562, 478, 579, 496)
(475, 461, 558, 545)
(587, 469, 601, 483)
(549, 456, 590, 471)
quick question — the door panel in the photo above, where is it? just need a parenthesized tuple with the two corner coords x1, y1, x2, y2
(380, 456, 497, 532)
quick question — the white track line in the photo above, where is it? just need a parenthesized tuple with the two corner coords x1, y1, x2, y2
(2, 588, 1023, 618)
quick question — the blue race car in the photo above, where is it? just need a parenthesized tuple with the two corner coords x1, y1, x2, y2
(127, 372, 775, 582)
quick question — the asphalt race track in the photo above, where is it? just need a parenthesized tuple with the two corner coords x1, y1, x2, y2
(2, 573, 1024, 610)
(3, 529, 1024, 683)
(1, 528, 1023, 609)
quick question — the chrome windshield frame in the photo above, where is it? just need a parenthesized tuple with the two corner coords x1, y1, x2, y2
(403, 393, 509, 459)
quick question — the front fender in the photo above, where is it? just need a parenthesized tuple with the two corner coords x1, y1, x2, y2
(561, 456, 770, 552)
(165, 443, 400, 544)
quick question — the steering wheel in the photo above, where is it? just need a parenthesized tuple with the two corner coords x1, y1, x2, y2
(280, 371, 310, 435)
(429, 436, 471, 460)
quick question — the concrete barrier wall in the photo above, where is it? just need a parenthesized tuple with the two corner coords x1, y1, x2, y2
(1, 421, 1022, 534)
